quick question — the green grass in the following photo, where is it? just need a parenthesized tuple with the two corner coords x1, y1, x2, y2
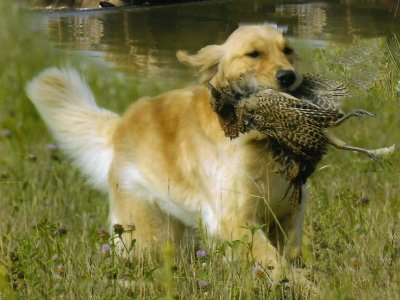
(1, 3, 400, 299)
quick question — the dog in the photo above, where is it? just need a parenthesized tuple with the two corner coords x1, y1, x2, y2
(26, 25, 304, 282)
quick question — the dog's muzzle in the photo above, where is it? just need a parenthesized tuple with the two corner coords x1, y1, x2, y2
(275, 69, 297, 89)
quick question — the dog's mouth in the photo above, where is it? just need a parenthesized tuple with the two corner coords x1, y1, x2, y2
(226, 70, 304, 95)
(207, 69, 304, 139)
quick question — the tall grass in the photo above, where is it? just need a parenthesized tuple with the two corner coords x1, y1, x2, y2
(1, 2, 400, 299)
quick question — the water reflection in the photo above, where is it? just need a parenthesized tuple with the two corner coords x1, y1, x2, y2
(48, 16, 104, 49)
(41, 0, 399, 93)
(275, 3, 328, 39)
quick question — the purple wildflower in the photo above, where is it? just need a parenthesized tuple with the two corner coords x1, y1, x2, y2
(101, 243, 112, 255)
(196, 249, 207, 258)
(46, 143, 58, 152)
(252, 264, 266, 279)
(1, 129, 11, 138)
(197, 280, 209, 288)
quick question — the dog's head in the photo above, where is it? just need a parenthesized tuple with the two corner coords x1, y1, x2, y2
(177, 25, 302, 92)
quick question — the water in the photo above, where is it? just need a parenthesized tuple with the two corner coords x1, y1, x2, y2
(38, 0, 400, 95)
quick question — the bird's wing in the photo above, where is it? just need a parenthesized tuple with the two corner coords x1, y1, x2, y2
(386, 33, 400, 74)
(246, 102, 328, 159)
(254, 90, 344, 127)
(337, 38, 387, 89)
(292, 73, 348, 112)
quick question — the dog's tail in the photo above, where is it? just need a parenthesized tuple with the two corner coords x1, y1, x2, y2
(26, 68, 120, 192)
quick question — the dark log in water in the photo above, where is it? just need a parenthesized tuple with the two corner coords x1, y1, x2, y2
(30, 0, 206, 9)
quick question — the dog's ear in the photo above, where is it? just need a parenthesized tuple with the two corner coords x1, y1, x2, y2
(177, 45, 224, 84)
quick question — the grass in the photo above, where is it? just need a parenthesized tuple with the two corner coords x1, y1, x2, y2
(1, 3, 400, 299)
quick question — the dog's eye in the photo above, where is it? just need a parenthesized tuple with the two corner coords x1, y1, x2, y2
(283, 47, 293, 55)
(246, 50, 261, 58)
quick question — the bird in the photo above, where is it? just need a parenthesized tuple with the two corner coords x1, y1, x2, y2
(208, 72, 385, 189)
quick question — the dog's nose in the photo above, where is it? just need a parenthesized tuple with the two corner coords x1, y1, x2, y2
(275, 69, 296, 88)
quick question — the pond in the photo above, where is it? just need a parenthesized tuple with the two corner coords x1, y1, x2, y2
(37, 0, 399, 96)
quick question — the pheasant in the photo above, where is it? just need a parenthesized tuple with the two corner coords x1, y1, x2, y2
(208, 73, 391, 191)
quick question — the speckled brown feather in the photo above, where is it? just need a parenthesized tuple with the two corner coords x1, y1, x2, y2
(208, 74, 351, 203)
(236, 88, 344, 161)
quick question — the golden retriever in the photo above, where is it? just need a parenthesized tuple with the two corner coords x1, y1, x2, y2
(26, 25, 305, 283)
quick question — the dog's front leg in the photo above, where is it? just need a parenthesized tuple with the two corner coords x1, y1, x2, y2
(272, 187, 308, 262)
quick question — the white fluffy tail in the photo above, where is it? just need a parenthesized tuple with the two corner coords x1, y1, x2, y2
(26, 68, 120, 192)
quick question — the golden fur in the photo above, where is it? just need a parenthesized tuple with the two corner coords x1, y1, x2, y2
(26, 25, 307, 283)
